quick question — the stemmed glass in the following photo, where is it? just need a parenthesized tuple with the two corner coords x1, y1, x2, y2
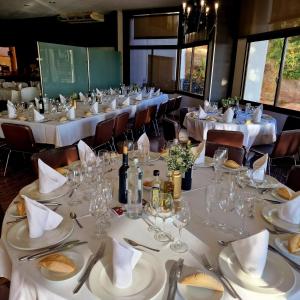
(67, 169, 82, 205)
(154, 192, 174, 242)
(89, 190, 106, 238)
(234, 195, 247, 236)
(170, 200, 191, 253)
(213, 148, 227, 183)
(204, 184, 215, 226)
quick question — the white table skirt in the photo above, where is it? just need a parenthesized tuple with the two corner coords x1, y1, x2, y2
(1, 160, 299, 300)
(0, 94, 168, 147)
(183, 113, 277, 149)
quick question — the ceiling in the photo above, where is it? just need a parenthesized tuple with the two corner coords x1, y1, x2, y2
(0, 0, 181, 19)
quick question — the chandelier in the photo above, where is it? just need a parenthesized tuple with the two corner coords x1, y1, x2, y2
(182, 1, 219, 43)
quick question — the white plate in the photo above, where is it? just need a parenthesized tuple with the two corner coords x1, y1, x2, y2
(39, 250, 84, 281)
(247, 175, 280, 189)
(178, 283, 223, 300)
(194, 157, 213, 168)
(19, 180, 69, 201)
(219, 246, 295, 295)
(274, 235, 300, 262)
(261, 205, 300, 233)
(7, 203, 25, 218)
(88, 252, 166, 300)
(6, 214, 74, 251)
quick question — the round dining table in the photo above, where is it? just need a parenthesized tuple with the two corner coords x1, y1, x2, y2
(183, 112, 277, 150)
(1, 157, 299, 300)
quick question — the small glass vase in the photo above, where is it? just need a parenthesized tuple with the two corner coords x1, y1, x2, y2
(172, 170, 182, 199)
(182, 168, 192, 191)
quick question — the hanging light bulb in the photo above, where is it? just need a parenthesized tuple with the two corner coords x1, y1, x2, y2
(215, 2, 219, 14)
(182, 2, 187, 13)
(187, 6, 192, 16)
(205, 6, 210, 15)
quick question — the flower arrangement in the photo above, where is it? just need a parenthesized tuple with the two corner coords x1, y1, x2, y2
(166, 142, 195, 173)
(221, 96, 240, 108)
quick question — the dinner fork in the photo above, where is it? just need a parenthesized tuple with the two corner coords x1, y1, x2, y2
(201, 255, 242, 300)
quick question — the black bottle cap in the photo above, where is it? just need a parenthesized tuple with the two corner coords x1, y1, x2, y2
(153, 170, 160, 176)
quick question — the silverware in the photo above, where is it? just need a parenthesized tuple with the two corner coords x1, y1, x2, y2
(70, 212, 83, 228)
(6, 216, 27, 224)
(263, 198, 281, 204)
(167, 260, 180, 300)
(201, 255, 242, 300)
(167, 258, 184, 300)
(19, 240, 80, 261)
(69, 183, 80, 198)
(73, 242, 106, 294)
(124, 238, 160, 252)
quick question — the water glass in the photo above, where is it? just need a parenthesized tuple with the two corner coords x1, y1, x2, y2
(204, 184, 215, 226)
(67, 169, 82, 206)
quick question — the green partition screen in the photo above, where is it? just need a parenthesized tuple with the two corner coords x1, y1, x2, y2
(89, 48, 121, 90)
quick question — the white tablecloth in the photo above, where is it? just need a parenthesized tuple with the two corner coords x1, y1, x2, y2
(0, 94, 168, 147)
(0, 88, 20, 101)
(1, 160, 299, 300)
(183, 113, 277, 149)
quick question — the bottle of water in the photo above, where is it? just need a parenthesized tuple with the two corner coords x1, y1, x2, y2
(126, 158, 143, 219)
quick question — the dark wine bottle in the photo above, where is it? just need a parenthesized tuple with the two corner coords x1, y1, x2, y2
(119, 145, 129, 204)
(39, 94, 44, 114)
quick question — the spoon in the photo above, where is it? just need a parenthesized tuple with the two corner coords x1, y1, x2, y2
(70, 212, 83, 228)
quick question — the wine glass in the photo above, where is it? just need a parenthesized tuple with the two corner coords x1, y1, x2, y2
(170, 200, 191, 253)
(204, 184, 215, 226)
(89, 191, 106, 238)
(154, 193, 174, 242)
(67, 169, 82, 206)
(213, 149, 227, 183)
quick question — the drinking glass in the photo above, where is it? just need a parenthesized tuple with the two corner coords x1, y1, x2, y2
(67, 169, 82, 205)
(213, 148, 227, 183)
(204, 184, 215, 226)
(234, 196, 247, 236)
(154, 193, 174, 242)
(251, 168, 266, 187)
(170, 200, 191, 253)
(89, 191, 106, 238)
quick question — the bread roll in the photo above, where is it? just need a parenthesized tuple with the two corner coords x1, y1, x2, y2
(180, 272, 224, 292)
(16, 200, 26, 216)
(84, 111, 92, 117)
(276, 187, 293, 200)
(59, 116, 67, 122)
(288, 234, 300, 253)
(223, 160, 240, 169)
(39, 254, 75, 274)
(55, 167, 69, 176)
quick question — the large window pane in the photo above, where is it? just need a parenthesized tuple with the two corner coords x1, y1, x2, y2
(277, 35, 300, 111)
(243, 39, 284, 105)
(191, 45, 207, 95)
(179, 48, 192, 92)
(130, 49, 152, 86)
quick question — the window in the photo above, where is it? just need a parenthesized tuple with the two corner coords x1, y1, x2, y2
(243, 35, 300, 111)
(179, 45, 208, 96)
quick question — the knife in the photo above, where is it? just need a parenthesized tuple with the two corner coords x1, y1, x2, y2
(167, 260, 178, 300)
(168, 258, 184, 300)
(73, 242, 106, 294)
(18, 239, 80, 261)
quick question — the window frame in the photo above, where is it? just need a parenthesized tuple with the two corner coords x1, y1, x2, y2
(241, 29, 300, 110)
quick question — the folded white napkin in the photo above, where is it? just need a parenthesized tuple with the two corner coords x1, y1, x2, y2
(204, 100, 210, 112)
(137, 133, 150, 154)
(252, 105, 263, 123)
(110, 88, 115, 95)
(38, 159, 67, 194)
(111, 99, 117, 110)
(192, 141, 206, 164)
(59, 94, 66, 104)
(278, 193, 300, 224)
(7, 100, 16, 119)
(33, 109, 44, 122)
(77, 140, 96, 164)
(90, 102, 98, 114)
(79, 92, 87, 102)
(23, 196, 63, 238)
(112, 238, 142, 288)
(67, 107, 75, 120)
(154, 88, 160, 96)
(96, 88, 102, 96)
(223, 107, 234, 123)
(252, 154, 268, 182)
(198, 106, 207, 119)
(135, 93, 142, 101)
(232, 229, 269, 278)
(122, 97, 130, 106)
(34, 97, 39, 109)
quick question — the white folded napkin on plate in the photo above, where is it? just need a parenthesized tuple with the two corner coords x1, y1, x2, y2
(111, 99, 117, 110)
(34, 97, 39, 109)
(223, 107, 234, 123)
(192, 141, 206, 164)
(198, 106, 207, 119)
(96, 88, 102, 96)
(67, 107, 75, 120)
(33, 109, 44, 122)
(90, 102, 98, 114)
(252, 154, 268, 182)
(79, 92, 87, 102)
(110, 88, 115, 95)
(122, 97, 130, 106)
(154, 88, 160, 96)
(77, 140, 96, 164)
(38, 159, 67, 194)
(278, 193, 300, 224)
(252, 105, 263, 123)
(59, 94, 66, 104)
(7, 100, 16, 119)
(135, 93, 142, 101)
(204, 100, 210, 112)
(112, 238, 142, 288)
(137, 133, 150, 154)
(23, 196, 63, 238)
(232, 229, 269, 278)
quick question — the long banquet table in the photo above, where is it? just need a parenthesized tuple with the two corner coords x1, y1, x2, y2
(1, 158, 299, 300)
(0, 94, 168, 147)
(183, 112, 277, 149)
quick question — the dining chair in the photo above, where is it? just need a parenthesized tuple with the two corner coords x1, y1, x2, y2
(20, 87, 39, 103)
(165, 98, 176, 117)
(31, 145, 79, 178)
(128, 108, 149, 141)
(113, 112, 129, 142)
(162, 118, 179, 141)
(168, 96, 182, 120)
(207, 129, 244, 148)
(1, 123, 50, 176)
(155, 102, 168, 135)
(205, 141, 245, 166)
(145, 105, 158, 136)
(92, 118, 115, 152)
(286, 166, 300, 192)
